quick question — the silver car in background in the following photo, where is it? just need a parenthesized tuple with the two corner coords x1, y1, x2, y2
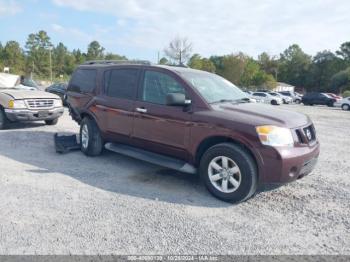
(269, 92, 293, 104)
(251, 92, 283, 105)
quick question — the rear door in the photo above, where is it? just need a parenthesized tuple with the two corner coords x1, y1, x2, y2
(132, 69, 192, 160)
(94, 68, 140, 140)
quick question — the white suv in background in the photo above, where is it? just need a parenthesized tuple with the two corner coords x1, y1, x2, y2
(252, 92, 283, 105)
(335, 97, 350, 111)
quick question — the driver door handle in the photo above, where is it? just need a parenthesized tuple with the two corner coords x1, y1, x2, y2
(136, 107, 147, 113)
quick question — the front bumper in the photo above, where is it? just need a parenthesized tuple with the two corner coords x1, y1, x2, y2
(4, 107, 64, 122)
(259, 140, 320, 184)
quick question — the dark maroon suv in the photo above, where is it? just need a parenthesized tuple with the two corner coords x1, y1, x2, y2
(67, 61, 320, 203)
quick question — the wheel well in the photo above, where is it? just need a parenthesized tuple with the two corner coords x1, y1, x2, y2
(80, 112, 104, 133)
(80, 112, 91, 121)
(79, 112, 98, 125)
(195, 136, 258, 169)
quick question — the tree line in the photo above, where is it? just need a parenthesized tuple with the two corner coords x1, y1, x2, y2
(0, 30, 126, 81)
(0, 31, 350, 94)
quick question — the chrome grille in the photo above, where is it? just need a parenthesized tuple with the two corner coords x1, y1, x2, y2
(25, 99, 54, 109)
(295, 124, 316, 144)
(303, 125, 316, 142)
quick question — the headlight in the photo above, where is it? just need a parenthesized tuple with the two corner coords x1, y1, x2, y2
(8, 100, 27, 109)
(256, 125, 294, 147)
(53, 99, 63, 107)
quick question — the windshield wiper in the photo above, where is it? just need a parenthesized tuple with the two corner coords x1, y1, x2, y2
(238, 97, 251, 103)
(210, 99, 235, 104)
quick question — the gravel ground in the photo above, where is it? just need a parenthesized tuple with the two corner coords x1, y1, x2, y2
(0, 105, 349, 255)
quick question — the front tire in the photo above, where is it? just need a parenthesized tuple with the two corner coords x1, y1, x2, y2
(295, 99, 301, 104)
(0, 108, 8, 130)
(199, 143, 258, 203)
(45, 118, 58, 125)
(80, 117, 103, 156)
(342, 104, 350, 111)
(271, 100, 278, 105)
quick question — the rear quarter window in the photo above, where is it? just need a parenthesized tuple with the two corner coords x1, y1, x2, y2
(69, 69, 97, 93)
(104, 69, 139, 100)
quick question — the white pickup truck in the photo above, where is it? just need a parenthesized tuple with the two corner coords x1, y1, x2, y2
(0, 73, 64, 129)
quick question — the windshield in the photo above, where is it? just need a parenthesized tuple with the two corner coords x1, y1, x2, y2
(22, 78, 39, 88)
(180, 71, 247, 104)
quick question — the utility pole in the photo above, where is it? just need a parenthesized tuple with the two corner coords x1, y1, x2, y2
(31, 61, 34, 79)
(274, 68, 278, 82)
(49, 47, 53, 84)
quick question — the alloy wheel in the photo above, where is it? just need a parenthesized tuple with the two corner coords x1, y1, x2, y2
(81, 124, 89, 149)
(208, 156, 242, 193)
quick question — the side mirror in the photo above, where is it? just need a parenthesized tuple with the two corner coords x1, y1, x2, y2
(166, 93, 191, 106)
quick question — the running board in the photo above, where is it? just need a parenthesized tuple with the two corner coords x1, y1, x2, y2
(105, 143, 197, 174)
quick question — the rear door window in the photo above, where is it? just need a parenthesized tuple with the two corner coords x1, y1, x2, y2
(69, 69, 96, 93)
(104, 69, 139, 100)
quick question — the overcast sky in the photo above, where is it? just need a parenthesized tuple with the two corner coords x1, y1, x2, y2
(0, 0, 349, 62)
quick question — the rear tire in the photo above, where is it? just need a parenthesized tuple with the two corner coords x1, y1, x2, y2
(80, 117, 103, 156)
(199, 143, 258, 203)
(295, 99, 301, 104)
(45, 118, 58, 125)
(0, 108, 8, 130)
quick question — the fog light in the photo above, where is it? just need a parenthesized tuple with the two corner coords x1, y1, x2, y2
(289, 167, 298, 177)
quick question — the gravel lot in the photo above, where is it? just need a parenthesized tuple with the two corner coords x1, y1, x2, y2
(0, 105, 349, 255)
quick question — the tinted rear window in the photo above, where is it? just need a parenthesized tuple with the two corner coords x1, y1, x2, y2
(104, 69, 139, 99)
(69, 69, 96, 93)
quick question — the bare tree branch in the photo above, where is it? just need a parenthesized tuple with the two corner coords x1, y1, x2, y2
(164, 36, 193, 65)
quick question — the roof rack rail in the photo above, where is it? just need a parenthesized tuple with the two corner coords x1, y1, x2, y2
(83, 60, 151, 66)
(162, 63, 188, 68)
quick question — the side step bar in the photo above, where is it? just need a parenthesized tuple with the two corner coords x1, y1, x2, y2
(105, 143, 197, 174)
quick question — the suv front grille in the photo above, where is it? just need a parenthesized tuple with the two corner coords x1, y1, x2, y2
(25, 99, 54, 109)
(295, 124, 316, 144)
(303, 125, 316, 142)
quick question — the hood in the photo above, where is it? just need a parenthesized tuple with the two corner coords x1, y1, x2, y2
(0, 89, 60, 100)
(212, 102, 310, 128)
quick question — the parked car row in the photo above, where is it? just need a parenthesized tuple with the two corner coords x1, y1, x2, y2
(301, 92, 350, 111)
(244, 89, 349, 111)
(244, 90, 301, 106)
